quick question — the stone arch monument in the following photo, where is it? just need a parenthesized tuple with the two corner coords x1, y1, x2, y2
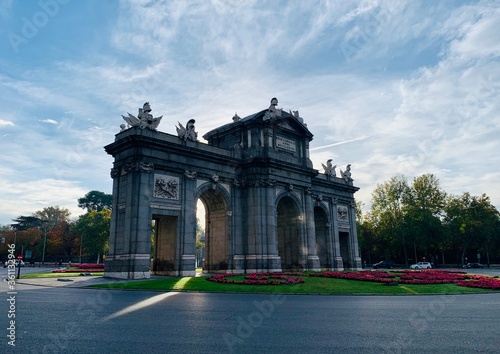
(104, 99, 362, 279)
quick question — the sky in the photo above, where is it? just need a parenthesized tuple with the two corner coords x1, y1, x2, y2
(0, 0, 499, 225)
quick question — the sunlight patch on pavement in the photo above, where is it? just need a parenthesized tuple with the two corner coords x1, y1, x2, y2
(100, 292, 179, 322)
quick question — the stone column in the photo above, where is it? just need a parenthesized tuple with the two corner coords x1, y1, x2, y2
(305, 191, 320, 271)
(245, 180, 282, 273)
(331, 199, 344, 270)
(179, 172, 197, 276)
(105, 161, 153, 279)
(245, 181, 264, 272)
(349, 202, 362, 270)
(232, 180, 245, 273)
(264, 179, 281, 272)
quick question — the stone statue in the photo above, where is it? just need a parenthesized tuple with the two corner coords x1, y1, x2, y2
(290, 109, 307, 126)
(322, 159, 336, 177)
(176, 119, 198, 142)
(340, 164, 353, 184)
(263, 97, 282, 121)
(122, 102, 162, 131)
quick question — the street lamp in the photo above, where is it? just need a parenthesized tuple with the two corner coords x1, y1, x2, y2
(41, 225, 47, 266)
(79, 232, 84, 264)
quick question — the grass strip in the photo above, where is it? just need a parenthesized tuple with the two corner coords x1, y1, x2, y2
(88, 275, 496, 294)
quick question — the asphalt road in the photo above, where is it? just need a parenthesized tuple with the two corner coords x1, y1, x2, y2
(1, 281, 500, 354)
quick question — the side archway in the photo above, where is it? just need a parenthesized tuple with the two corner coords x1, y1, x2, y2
(276, 195, 303, 270)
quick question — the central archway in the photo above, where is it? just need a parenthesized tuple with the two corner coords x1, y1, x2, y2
(277, 196, 301, 270)
(198, 188, 229, 272)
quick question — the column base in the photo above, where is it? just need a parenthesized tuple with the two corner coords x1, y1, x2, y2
(307, 256, 321, 271)
(334, 256, 344, 271)
(245, 255, 282, 273)
(104, 254, 151, 279)
(180, 254, 196, 276)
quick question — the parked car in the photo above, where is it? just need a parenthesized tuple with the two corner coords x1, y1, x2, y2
(3, 260, 25, 268)
(372, 260, 395, 269)
(464, 263, 484, 268)
(410, 262, 432, 269)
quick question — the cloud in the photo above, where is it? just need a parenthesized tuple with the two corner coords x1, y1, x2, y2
(0, 119, 14, 127)
(0, 0, 13, 20)
(0, 0, 499, 224)
(39, 119, 58, 125)
(0, 178, 87, 223)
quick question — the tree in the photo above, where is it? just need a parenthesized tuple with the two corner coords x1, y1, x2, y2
(73, 209, 111, 263)
(370, 175, 411, 264)
(46, 221, 77, 258)
(196, 218, 205, 268)
(0, 227, 41, 261)
(32, 206, 71, 231)
(404, 174, 446, 264)
(443, 193, 499, 266)
(78, 190, 112, 212)
(11, 216, 45, 230)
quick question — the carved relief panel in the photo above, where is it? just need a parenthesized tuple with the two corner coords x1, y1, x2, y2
(154, 174, 180, 200)
(337, 205, 349, 224)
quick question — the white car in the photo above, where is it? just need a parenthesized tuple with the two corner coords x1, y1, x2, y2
(410, 262, 432, 269)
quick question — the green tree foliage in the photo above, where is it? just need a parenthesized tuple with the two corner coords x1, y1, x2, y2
(370, 175, 411, 264)
(73, 209, 111, 263)
(78, 190, 112, 212)
(443, 193, 499, 266)
(364, 174, 499, 266)
(11, 216, 45, 230)
(196, 218, 205, 267)
(32, 206, 71, 231)
(404, 174, 446, 261)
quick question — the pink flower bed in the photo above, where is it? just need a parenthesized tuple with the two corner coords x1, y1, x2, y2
(51, 263, 105, 273)
(207, 270, 500, 290)
(207, 272, 305, 285)
(77, 263, 104, 269)
(52, 269, 104, 273)
(309, 271, 396, 283)
(395, 270, 470, 284)
(309, 270, 500, 290)
(456, 277, 500, 290)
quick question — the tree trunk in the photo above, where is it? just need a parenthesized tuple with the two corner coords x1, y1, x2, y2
(403, 242, 408, 266)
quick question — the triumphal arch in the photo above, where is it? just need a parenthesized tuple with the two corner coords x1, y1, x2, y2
(104, 99, 361, 279)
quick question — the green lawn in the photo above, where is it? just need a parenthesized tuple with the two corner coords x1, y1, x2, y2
(88, 275, 496, 295)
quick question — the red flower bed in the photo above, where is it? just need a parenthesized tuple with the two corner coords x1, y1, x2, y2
(309, 271, 396, 283)
(207, 272, 305, 285)
(394, 270, 470, 285)
(207, 270, 500, 290)
(77, 263, 104, 269)
(456, 277, 500, 290)
(52, 268, 104, 273)
(309, 270, 500, 290)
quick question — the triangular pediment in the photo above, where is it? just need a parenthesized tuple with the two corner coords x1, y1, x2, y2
(273, 111, 313, 139)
